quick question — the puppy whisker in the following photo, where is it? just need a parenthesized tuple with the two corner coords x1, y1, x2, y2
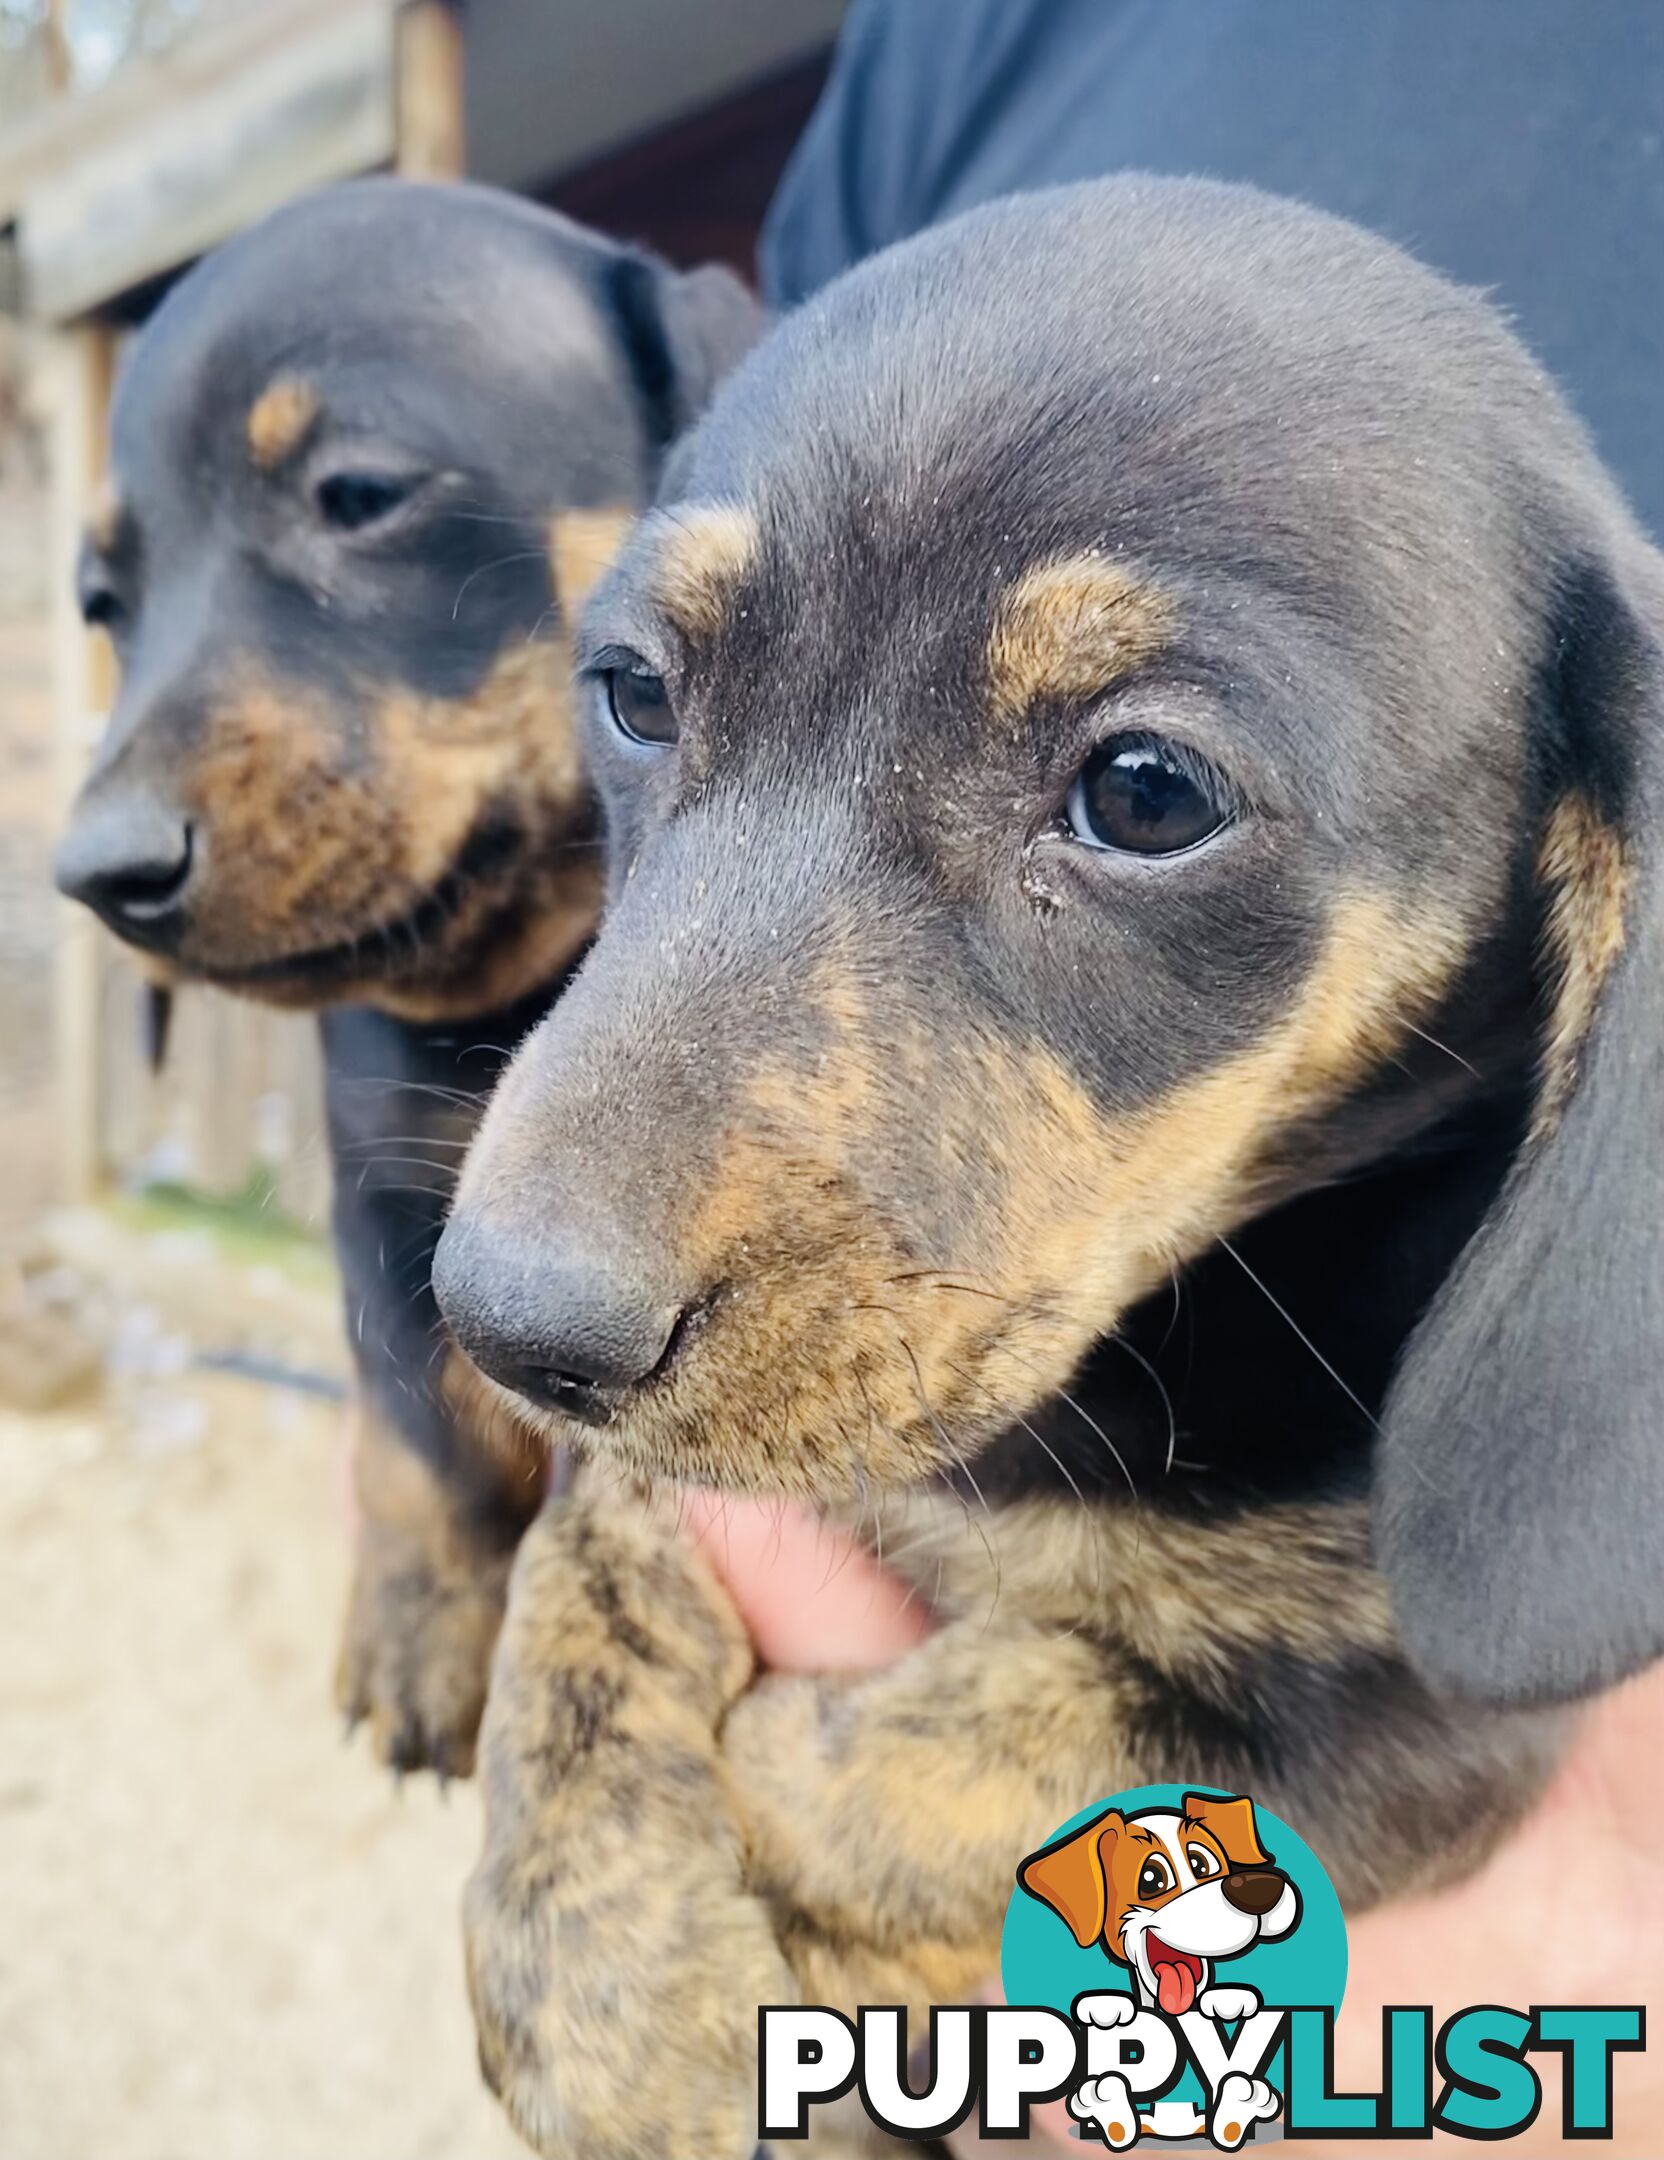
(337, 1132, 473, 1152)
(947, 1356, 1103, 1599)
(449, 548, 549, 621)
(1104, 1332, 1178, 1478)
(1400, 1016, 1481, 1079)
(337, 1078, 483, 1109)
(1215, 1234, 1385, 1441)
(898, 1334, 1003, 1609)
(882, 1268, 1151, 1499)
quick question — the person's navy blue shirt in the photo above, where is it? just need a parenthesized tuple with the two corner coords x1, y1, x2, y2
(763, 0, 1664, 535)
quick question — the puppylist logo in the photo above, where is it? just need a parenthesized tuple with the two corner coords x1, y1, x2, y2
(759, 1784, 1645, 2146)
(1013, 1787, 1307, 2147)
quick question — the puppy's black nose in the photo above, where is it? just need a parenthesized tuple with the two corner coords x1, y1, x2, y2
(433, 1213, 683, 1425)
(55, 798, 193, 934)
(1221, 1867, 1287, 1916)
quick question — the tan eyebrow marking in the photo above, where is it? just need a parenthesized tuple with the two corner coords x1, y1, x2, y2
(1129, 1827, 1157, 1846)
(549, 504, 637, 621)
(987, 552, 1176, 719)
(246, 375, 320, 469)
(650, 502, 759, 641)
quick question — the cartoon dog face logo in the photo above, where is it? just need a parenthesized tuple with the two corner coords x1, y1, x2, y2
(1018, 1791, 1301, 2013)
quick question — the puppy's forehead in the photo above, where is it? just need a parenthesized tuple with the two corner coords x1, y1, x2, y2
(651, 175, 1554, 677)
(111, 183, 623, 489)
(1130, 1814, 1190, 1872)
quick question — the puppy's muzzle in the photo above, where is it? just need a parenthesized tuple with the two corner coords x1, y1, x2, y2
(1219, 1867, 1287, 1916)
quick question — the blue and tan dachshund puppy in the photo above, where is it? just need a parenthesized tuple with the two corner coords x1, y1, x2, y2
(55, 178, 760, 1776)
(433, 178, 1663, 2157)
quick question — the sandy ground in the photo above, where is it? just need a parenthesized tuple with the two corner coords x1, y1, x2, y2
(0, 1360, 524, 2160)
(2, 577, 525, 2154)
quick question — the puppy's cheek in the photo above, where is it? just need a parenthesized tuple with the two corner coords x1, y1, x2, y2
(954, 890, 1476, 1385)
(359, 654, 602, 1017)
(180, 693, 402, 956)
(176, 644, 591, 988)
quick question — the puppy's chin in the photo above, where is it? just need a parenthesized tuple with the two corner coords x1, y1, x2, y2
(172, 838, 595, 1019)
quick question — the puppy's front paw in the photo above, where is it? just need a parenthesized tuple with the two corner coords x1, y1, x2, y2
(465, 1841, 791, 2160)
(1209, 2071, 1280, 2149)
(1198, 1984, 1261, 2024)
(334, 1508, 510, 1777)
(1069, 2071, 1140, 2148)
(1075, 1991, 1139, 2029)
(463, 1481, 778, 2158)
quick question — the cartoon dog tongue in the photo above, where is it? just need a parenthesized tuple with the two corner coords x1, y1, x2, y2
(1149, 1940, 1199, 2015)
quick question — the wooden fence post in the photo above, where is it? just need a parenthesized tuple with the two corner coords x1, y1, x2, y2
(395, 0, 465, 182)
(46, 316, 115, 1205)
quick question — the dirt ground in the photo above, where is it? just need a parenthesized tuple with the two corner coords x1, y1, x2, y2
(0, 1329, 525, 2160)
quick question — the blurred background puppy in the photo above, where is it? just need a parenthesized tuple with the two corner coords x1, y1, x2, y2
(54, 176, 758, 1777)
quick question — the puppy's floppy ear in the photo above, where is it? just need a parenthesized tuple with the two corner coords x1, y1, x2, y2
(1017, 1807, 1124, 1949)
(1182, 1792, 1270, 1871)
(1378, 537, 1664, 1706)
(600, 249, 763, 452)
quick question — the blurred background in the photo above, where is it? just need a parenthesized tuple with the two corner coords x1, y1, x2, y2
(0, 4, 842, 2152)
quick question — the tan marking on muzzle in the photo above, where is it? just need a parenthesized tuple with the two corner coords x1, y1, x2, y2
(334, 637, 598, 1019)
(372, 637, 587, 870)
(176, 638, 596, 1014)
(1535, 792, 1631, 1138)
(460, 893, 1465, 1496)
(962, 891, 1468, 1352)
(648, 502, 759, 641)
(245, 375, 320, 469)
(987, 553, 1176, 720)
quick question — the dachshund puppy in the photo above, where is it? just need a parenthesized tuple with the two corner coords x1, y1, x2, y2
(432, 174, 1664, 2158)
(55, 178, 760, 1775)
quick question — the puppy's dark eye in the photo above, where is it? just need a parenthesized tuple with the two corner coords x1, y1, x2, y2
(1066, 734, 1227, 856)
(1186, 1845, 1220, 1880)
(80, 584, 123, 631)
(314, 470, 416, 532)
(600, 661, 677, 746)
(1137, 1857, 1173, 1899)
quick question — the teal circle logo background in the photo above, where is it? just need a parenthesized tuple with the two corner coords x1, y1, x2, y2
(1001, 1784, 1347, 2023)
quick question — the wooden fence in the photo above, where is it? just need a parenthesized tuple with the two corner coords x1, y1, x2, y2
(93, 947, 333, 1232)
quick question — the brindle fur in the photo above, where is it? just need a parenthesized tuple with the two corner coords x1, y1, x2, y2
(56, 178, 761, 1772)
(467, 1472, 1561, 2157)
(438, 179, 1664, 2157)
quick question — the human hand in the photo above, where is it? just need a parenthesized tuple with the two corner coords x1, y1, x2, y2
(680, 1488, 933, 1670)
